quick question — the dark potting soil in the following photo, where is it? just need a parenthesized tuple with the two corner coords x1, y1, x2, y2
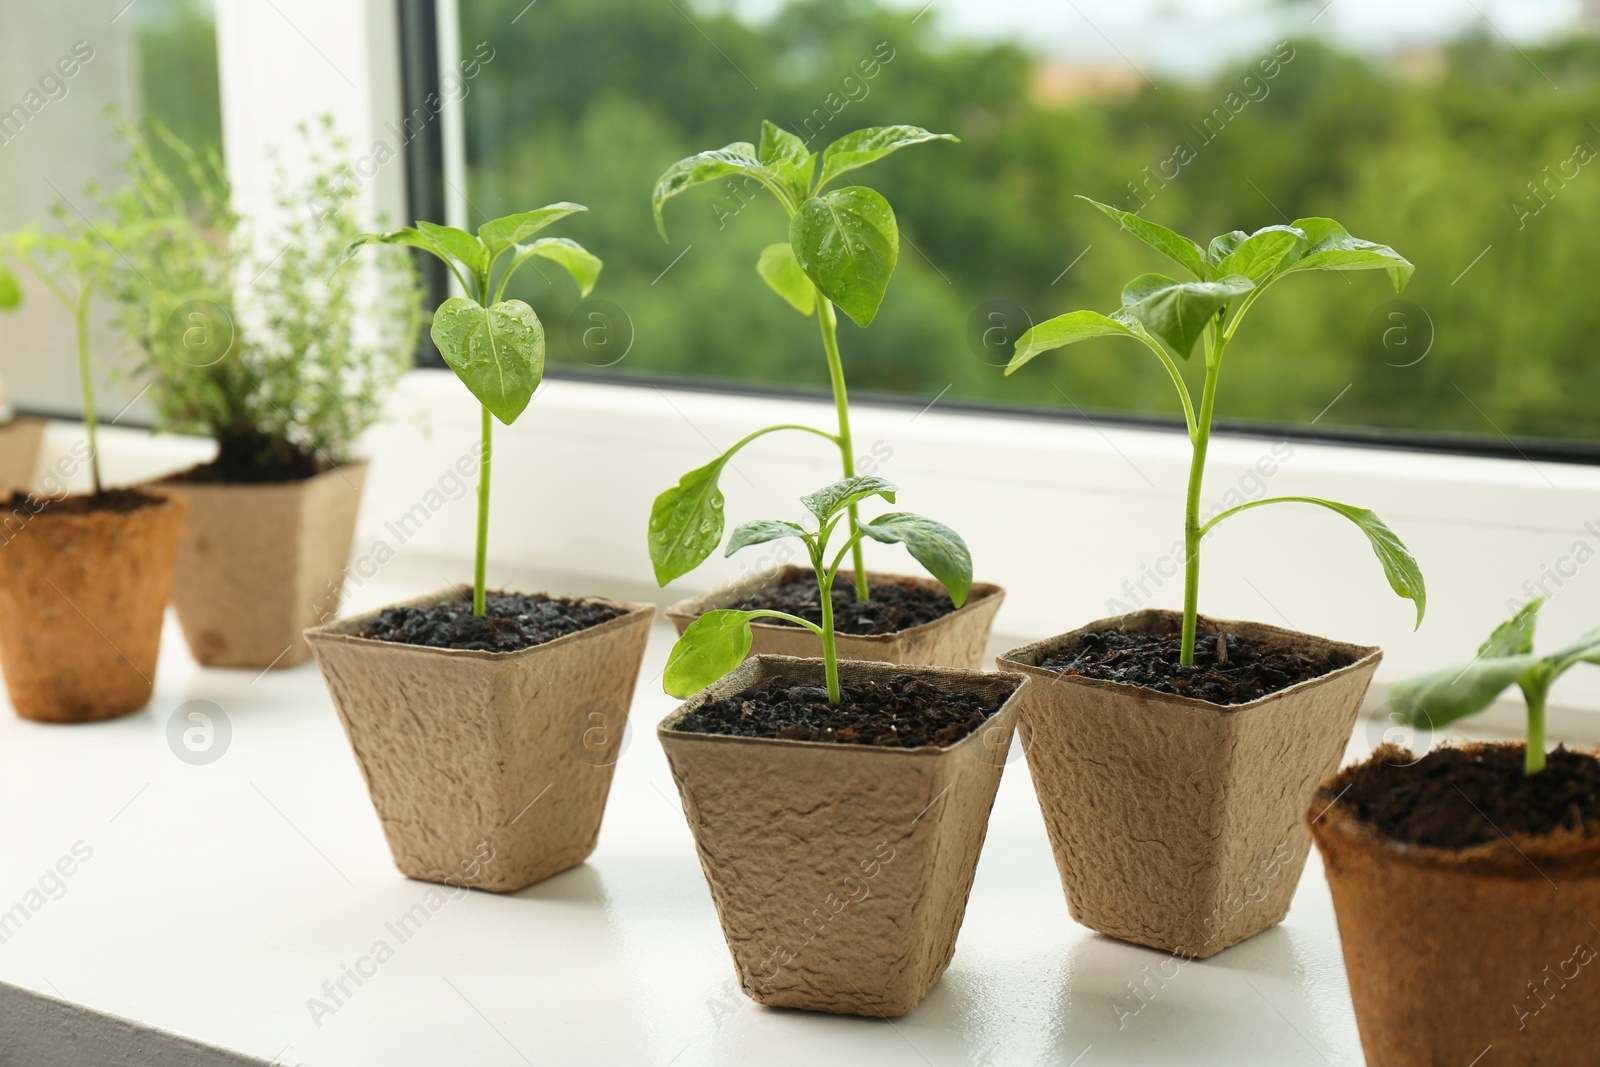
(171, 451, 325, 485)
(1327, 743, 1600, 850)
(1039, 628, 1356, 705)
(671, 674, 1004, 748)
(1, 489, 165, 516)
(358, 591, 627, 652)
(732, 572, 957, 637)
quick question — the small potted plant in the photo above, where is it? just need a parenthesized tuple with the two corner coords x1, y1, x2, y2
(103, 119, 421, 670)
(0, 370, 46, 497)
(999, 199, 1427, 956)
(658, 474, 1026, 1017)
(1310, 598, 1600, 1067)
(649, 121, 1003, 669)
(0, 215, 188, 722)
(306, 205, 655, 892)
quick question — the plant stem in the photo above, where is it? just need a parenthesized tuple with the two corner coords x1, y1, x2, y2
(474, 403, 491, 616)
(1181, 331, 1224, 665)
(817, 301, 869, 602)
(75, 292, 102, 495)
(817, 559, 841, 703)
(1526, 688, 1547, 775)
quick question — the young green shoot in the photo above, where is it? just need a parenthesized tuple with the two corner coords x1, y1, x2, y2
(1007, 198, 1427, 664)
(1391, 599, 1600, 775)
(663, 475, 971, 704)
(348, 206, 602, 615)
(648, 122, 957, 603)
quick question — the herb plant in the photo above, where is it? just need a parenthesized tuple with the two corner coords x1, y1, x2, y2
(1007, 199, 1428, 664)
(1392, 599, 1600, 774)
(663, 475, 970, 703)
(349, 205, 602, 615)
(648, 122, 957, 603)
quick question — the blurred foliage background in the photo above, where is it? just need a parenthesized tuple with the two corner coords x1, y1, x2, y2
(459, 0, 1600, 445)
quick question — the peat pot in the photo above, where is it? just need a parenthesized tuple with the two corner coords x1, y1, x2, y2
(0, 491, 188, 722)
(305, 586, 655, 892)
(1310, 743, 1600, 1067)
(998, 608, 1380, 958)
(667, 565, 1005, 670)
(161, 461, 367, 669)
(0, 418, 45, 496)
(658, 654, 1027, 1017)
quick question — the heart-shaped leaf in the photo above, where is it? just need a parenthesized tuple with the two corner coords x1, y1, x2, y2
(758, 120, 815, 205)
(1121, 273, 1254, 358)
(801, 475, 897, 524)
(1008, 310, 1144, 374)
(429, 296, 544, 424)
(817, 125, 958, 188)
(652, 143, 774, 238)
(860, 512, 972, 607)
(505, 237, 602, 297)
(1283, 217, 1414, 291)
(1081, 196, 1207, 280)
(790, 187, 898, 327)
(755, 242, 816, 315)
(664, 609, 758, 698)
(477, 203, 587, 257)
(726, 519, 808, 556)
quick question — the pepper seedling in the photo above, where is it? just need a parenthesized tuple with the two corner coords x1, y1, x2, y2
(1391, 598, 1600, 774)
(663, 475, 970, 703)
(348, 206, 601, 615)
(1007, 198, 1427, 664)
(648, 121, 957, 603)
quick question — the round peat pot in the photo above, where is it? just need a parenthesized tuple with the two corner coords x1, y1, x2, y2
(161, 461, 367, 670)
(0, 418, 46, 497)
(0, 490, 187, 723)
(1310, 743, 1600, 1067)
(305, 586, 655, 892)
(666, 565, 1005, 671)
(657, 654, 1027, 1017)
(998, 608, 1380, 958)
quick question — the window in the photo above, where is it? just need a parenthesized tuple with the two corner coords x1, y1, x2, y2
(0, 0, 222, 417)
(444, 0, 1599, 454)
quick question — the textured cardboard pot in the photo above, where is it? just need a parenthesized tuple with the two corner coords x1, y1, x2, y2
(305, 586, 655, 892)
(0, 492, 188, 723)
(666, 565, 1004, 670)
(0, 418, 45, 496)
(162, 461, 367, 669)
(997, 609, 1380, 958)
(658, 654, 1027, 1017)
(1310, 744, 1600, 1067)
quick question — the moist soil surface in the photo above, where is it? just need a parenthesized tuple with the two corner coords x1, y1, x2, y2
(732, 572, 957, 637)
(1327, 743, 1600, 850)
(359, 591, 627, 652)
(170, 453, 325, 485)
(1040, 627, 1356, 705)
(671, 674, 1005, 748)
(2, 489, 166, 516)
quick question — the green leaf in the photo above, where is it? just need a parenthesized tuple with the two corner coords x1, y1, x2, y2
(652, 143, 773, 239)
(758, 120, 815, 205)
(1214, 225, 1306, 281)
(649, 454, 734, 586)
(1479, 599, 1542, 659)
(1391, 653, 1541, 730)
(1121, 273, 1254, 358)
(726, 519, 808, 556)
(859, 512, 973, 608)
(664, 609, 757, 699)
(801, 475, 897, 524)
(0, 263, 19, 310)
(755, 242, 816, 315)
(1553, 628, 1600, 674)
(1007, 309, 1143, 375)
(416, 221, 486, 275)
(1288, 498, 1427, 627)
(506, 237, 602, 297)
(816, 125, 958, 188)
(477, 203, 587, 257)
(1283, 217, 1414, 291)
(429, 297, 544, 425)
(348, 226, 448, 263)
(1080, 196, 1207, 279)
(790, 186, 898, 327)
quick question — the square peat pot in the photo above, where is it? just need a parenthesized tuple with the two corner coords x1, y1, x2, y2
(305, 586, 656, 892)
(666, 565, 1005, 670)
(0, 418, 46, 496)
(162, 461, 367, 669)
(998, 608, 1380, 958)
(657, 654, 1027, 1017)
